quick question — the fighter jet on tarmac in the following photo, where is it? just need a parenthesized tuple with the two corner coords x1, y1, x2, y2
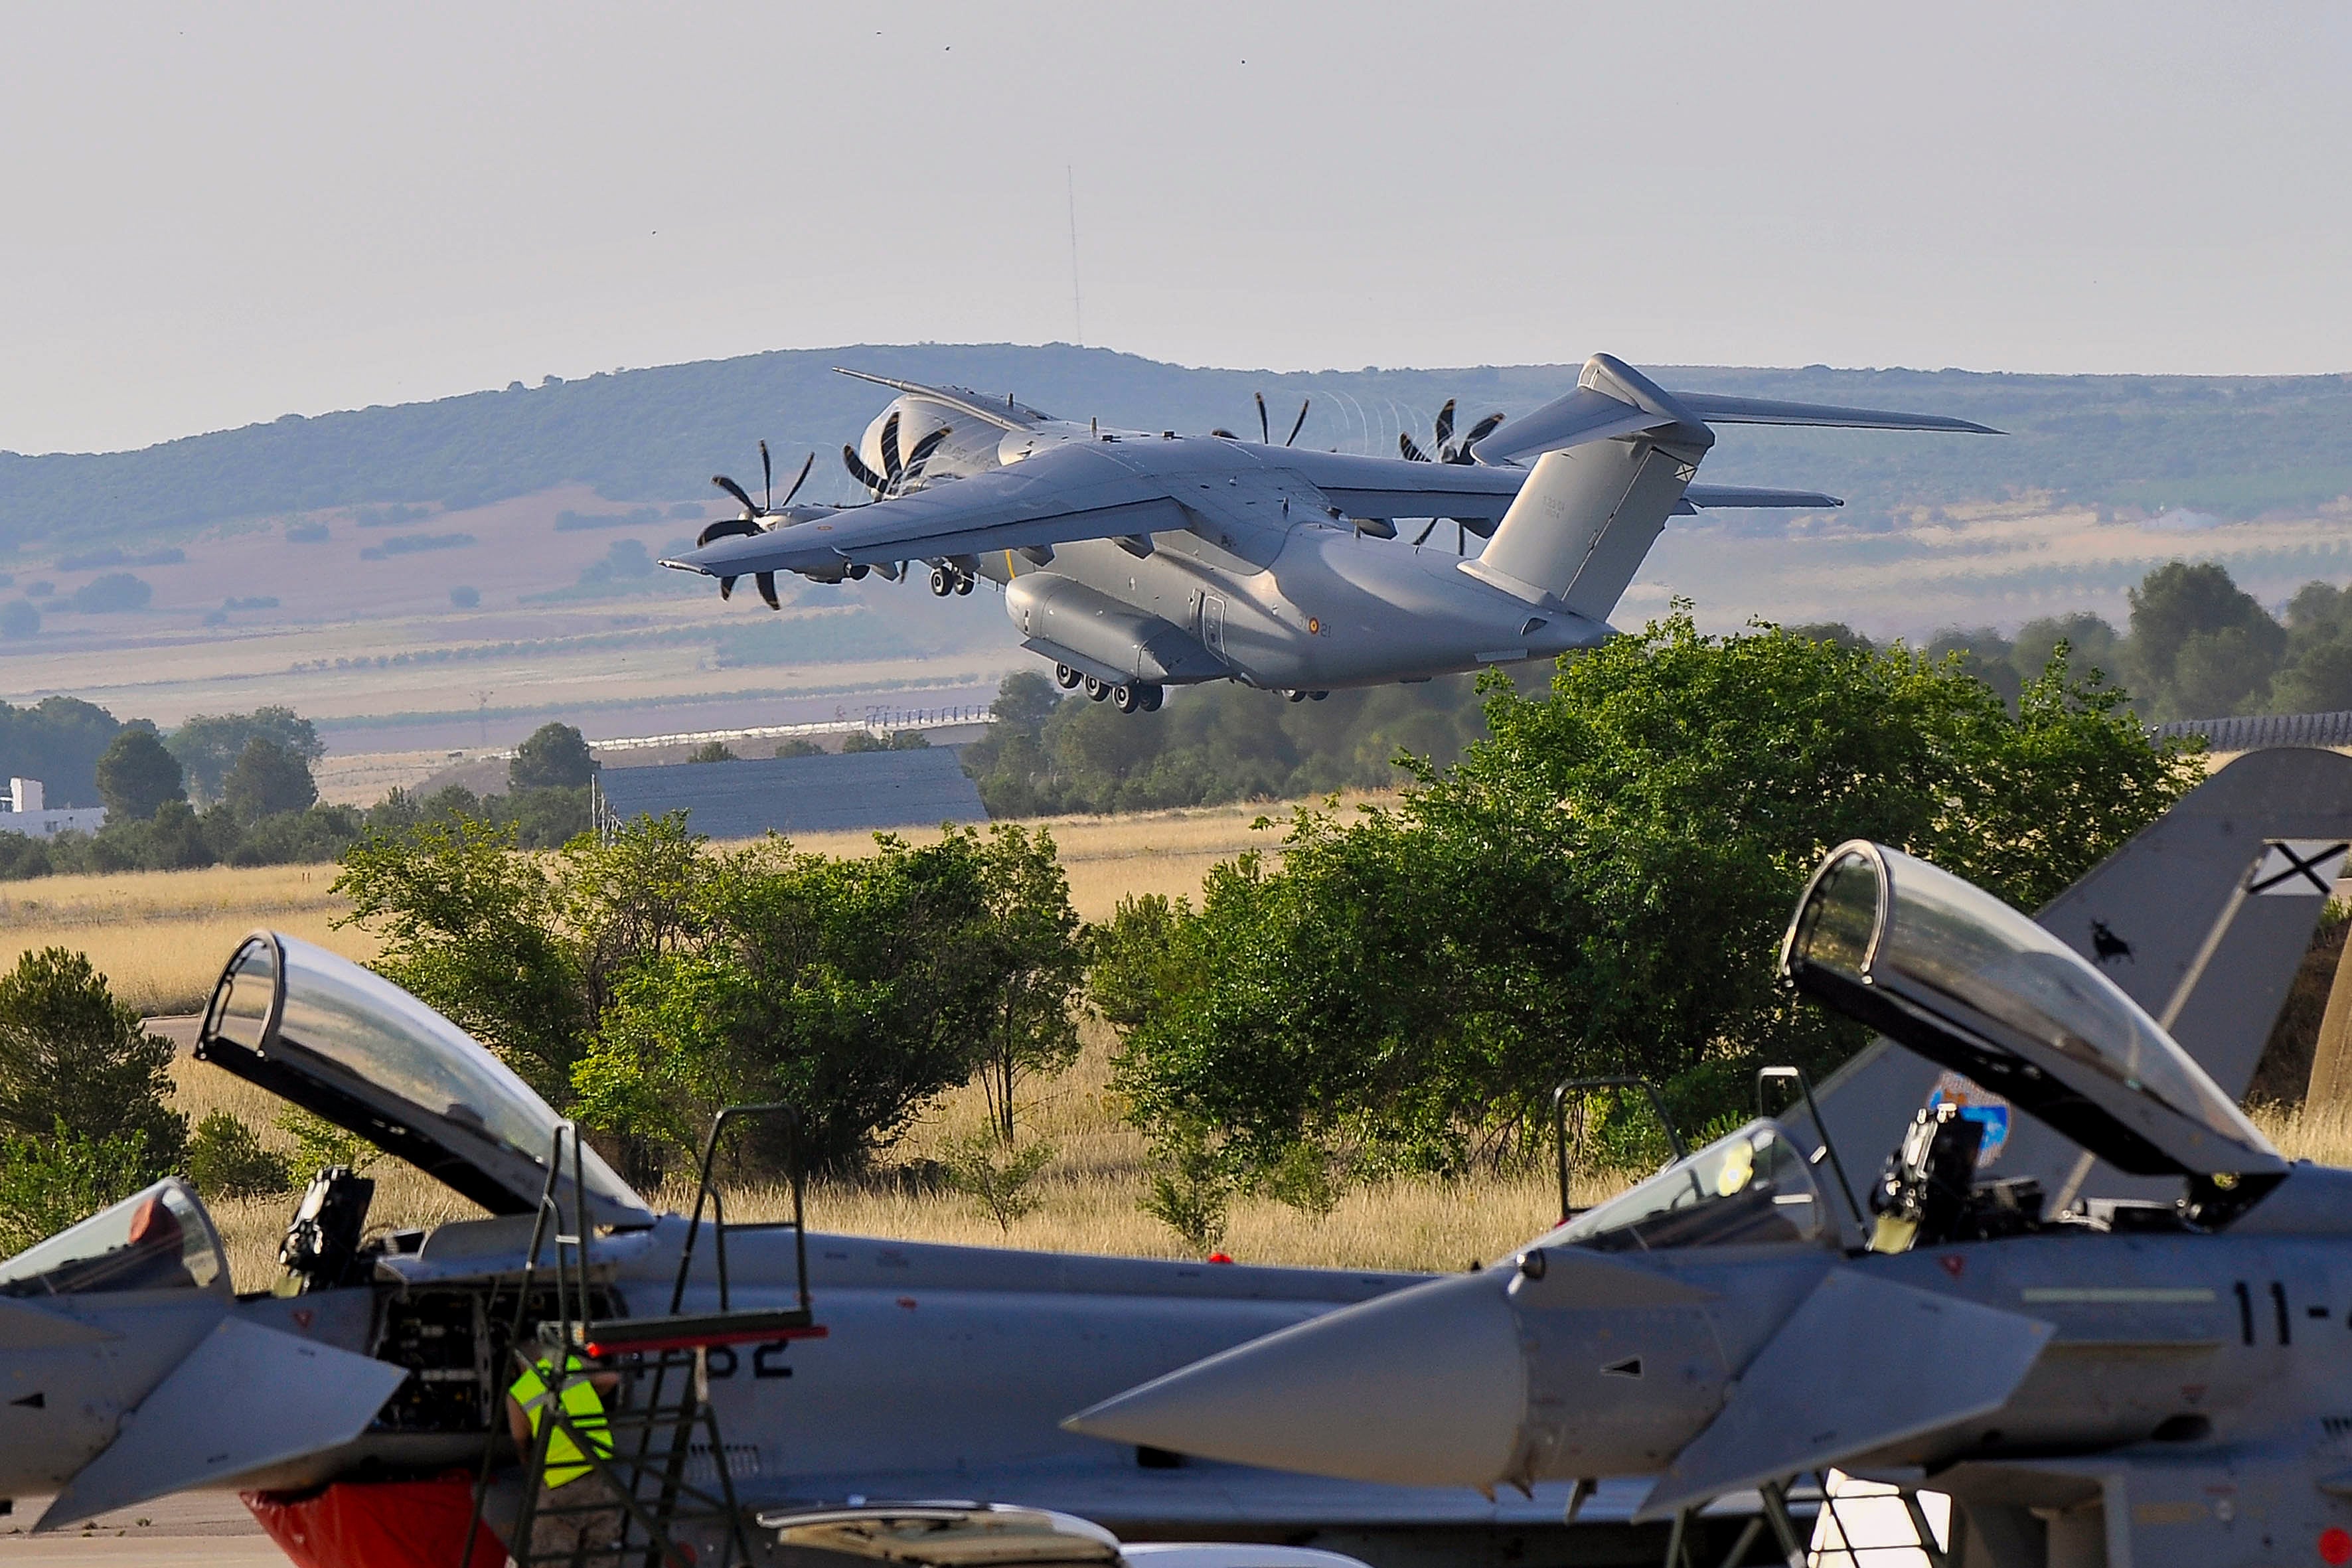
(1067, 798, 2352, 1567)
(667, 355, 1993, 710)
(0, 751, 2345, 1568)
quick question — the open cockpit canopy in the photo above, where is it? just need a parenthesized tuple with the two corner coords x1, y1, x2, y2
(198, 932, 654, 1228)
(1781, 841, 2282, 1180)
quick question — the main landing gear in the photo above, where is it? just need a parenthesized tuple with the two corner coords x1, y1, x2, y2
(1285, 690, 1330, 703)
(929, 564, 975, 596)
(1058, 665, 1161, 713)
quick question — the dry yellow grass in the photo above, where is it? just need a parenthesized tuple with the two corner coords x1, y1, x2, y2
(0, 864, 376, 1016)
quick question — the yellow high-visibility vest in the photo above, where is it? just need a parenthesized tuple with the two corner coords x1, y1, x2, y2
(509, 1351, 613, 1488)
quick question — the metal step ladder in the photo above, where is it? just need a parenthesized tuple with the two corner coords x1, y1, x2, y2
(472, 1107, 819, 1567)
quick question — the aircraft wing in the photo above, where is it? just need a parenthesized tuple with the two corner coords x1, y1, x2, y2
(666, 439, 1533, 581)
(1677, 485, 1843, 512)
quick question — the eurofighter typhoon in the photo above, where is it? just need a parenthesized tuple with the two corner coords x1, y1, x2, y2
(666, 355, 1993, 709)
(1071, 751, 2352, 1568)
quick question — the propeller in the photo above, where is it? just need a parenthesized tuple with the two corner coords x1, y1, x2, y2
(1397, 398, 1508, 554)
(1212, 393, 1309, 445)
(1397, 398, 1505, 465)
(700, 441, 815, 610)
(844, 411, 953, 501)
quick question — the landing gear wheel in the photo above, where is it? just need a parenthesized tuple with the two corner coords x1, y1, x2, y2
(1287, 690, 1308, 703)
(1084, 676, 1108, 701)
(929, 565, 951, 596)
(1308, 690, 1329, 701)
(1112, 683, 1140, 714)
(1055, 664, 1081, 690)
(1138, 683, 1164, 712)
(846, 563, 870, 580)
(953, 569, 974, 595)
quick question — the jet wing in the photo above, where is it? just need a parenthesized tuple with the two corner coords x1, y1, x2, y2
(35, 1318, 407, 1531)
(666, 439, 1537, 581)
(1636, 1270, 2052, 1521)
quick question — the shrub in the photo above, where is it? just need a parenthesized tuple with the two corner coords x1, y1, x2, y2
(0, 947, 185, 1172)
(68, 572, 152, 613)
(939, 1130, 1056, 1231)
(0, 1123, 156, 1257)
(688, 741, 737, 763)
(187, 1111, 294, 1198)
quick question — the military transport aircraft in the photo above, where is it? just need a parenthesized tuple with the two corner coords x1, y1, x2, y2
(666, 355, 1994, 710)
(1068, 783, 2352, 1568)
(0, 751, 2342, 1568)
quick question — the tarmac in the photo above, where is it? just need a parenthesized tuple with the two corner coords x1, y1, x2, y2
(0, 1490, 280, 1565)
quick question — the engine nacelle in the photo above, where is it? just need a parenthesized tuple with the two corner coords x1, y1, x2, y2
(1004, 574, 1224, 686)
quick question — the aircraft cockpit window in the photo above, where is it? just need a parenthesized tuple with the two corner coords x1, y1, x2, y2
(203, 933, 649, 1225)
(1538, 1121, 1829, 1254)
(1783, 841, 2280, 1178)
(0, 1180, 227, 1297)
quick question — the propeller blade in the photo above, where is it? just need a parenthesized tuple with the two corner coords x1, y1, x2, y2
(880, 411, 902, 479)
(1456, 520, 1466, 554)
(1433, 398, 1456, 447)
(843, 445, 889, 499)
(1256, 392, 1270, 444)
(1212, 428, 1237, 439)
(1399, 432, 1429, 463)
(780, 450, 815, 508)
(1285, 399, 1310, 447)
(760, 439, 774, 510)
(1411, 519, 1439, 546)
(1464, 516, 1498, 538)
(713, 474, 758, 512)
(1464, 412, 1506, 445)
(756, 572, 780, 610)
(903, 425, 951, 485)
(696, 516, 763, 548)
(718, 576, 738, 600)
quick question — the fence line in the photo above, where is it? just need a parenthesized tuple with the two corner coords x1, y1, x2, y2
(2152, 709, 2352, 752)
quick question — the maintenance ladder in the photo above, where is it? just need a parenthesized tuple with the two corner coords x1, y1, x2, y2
(473, 1106, 821, 1568)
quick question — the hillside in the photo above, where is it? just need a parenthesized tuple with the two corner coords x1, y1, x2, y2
(3, 344, 2349, 757)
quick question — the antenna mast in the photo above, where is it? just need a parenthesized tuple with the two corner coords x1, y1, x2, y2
(1066, 165, 1084, 348)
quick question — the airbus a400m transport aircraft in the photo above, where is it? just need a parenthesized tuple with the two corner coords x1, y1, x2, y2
(0, 749, 2343, 1568)
(1073, 775, 2352, 1568)
(668, 354, 1993, 710)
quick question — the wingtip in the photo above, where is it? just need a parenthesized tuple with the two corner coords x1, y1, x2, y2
(658, 558, 710, 576)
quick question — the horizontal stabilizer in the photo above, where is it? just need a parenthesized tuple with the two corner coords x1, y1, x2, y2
(36, 1318, 407, 1532)
(1635, 1270, 2051, 1521)
(1678, 485, 1843, 512)
(1673, 392, 1999, 434)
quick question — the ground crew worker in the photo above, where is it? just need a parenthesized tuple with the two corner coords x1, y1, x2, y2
(505, 1344, 625, 1559)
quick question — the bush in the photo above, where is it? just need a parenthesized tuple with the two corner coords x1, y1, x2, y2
(0, 947, 185, 1172)
(773, 739, 824, 759)
(687, 741, 737, 763)
(0, 1123, 157, 1256)
(187, 1111, 293, 1198)
(939, 1130, 1056, 1231)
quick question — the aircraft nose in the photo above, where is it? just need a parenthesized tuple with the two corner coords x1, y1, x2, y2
(1063, 1268, 1527, 1488)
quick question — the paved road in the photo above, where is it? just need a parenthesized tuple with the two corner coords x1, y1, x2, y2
(0, 1492, 281, 1566)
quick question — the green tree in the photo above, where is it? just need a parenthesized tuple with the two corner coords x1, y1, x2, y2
(335, 813, 708, 1163)
(222, 737, 318, 824)
(773, 739, 824, 759)
(972, 824, 1085, 1141)
(0, 1124, 157, 1255)
(580, 831, 1000, 1175)
(688, 741, 738, 763)
(1105, 609, 2202, 1193)
(511, 723, 597, 791)
(0, 947, 185, 1174)
(2128, 560, 2286, 718)
(167, 707, 323, 803)
(93, 728, 185, 822)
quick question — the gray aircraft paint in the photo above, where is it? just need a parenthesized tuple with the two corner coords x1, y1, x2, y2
(669, 355, 1991, 704)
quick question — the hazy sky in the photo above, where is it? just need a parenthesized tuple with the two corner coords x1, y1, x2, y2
(5, 3, 2348, 454)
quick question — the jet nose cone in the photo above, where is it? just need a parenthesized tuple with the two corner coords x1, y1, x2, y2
(1064, 1269, 1526, 1488)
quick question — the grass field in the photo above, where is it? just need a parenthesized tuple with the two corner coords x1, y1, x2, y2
(3, 795, 1377, 1016)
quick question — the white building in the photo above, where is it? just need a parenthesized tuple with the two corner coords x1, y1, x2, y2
(0, 778, 107, 838)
